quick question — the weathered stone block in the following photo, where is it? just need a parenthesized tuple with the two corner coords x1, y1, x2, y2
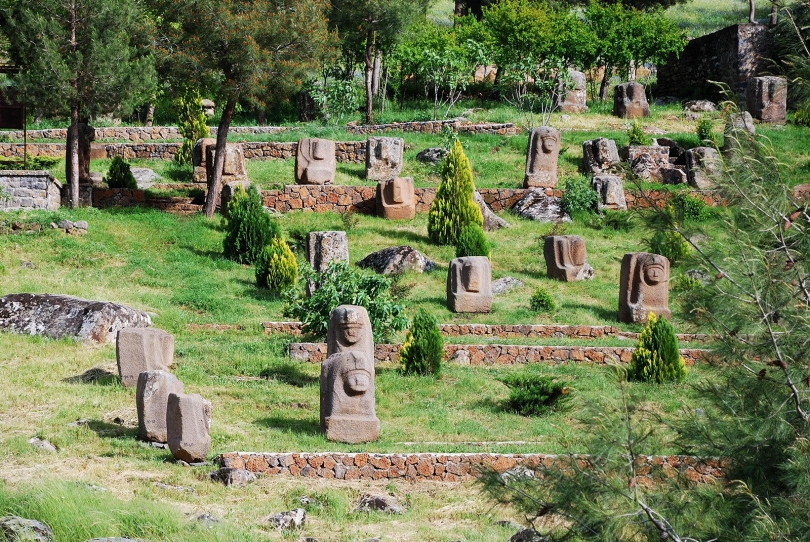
(618, 252, 671, 324)
(524, 126, 560, 188)
(685, 147, 721, 189)
(295, 138, 336, 185)
(746, 76, 787, 123)
(376, 177, 415, 220)
(582, 138, 620, 174)
(591, 175, 627, 210)
(544, 235, 594, 282)
(137, 370, 184, 443)
(167, 392, 212, 463)
(447, 256, 492, 313)
(557, 69, 588, 113)
(613, 82, 650, 119)
(366, 137, 404, 181)
(116, 327, 174, 387)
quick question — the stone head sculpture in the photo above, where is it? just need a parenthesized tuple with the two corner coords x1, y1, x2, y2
(447, 256, 492, 313)
(321, 305, 379, 443)
(618, 252, 671, 323)
(524, 126, 561, 188)
(613, 82, 650, 119)
(376, 177, 415, 220)
(366, 137, 404, 181)
(295, 138, 336, 185)
(544, 235, 594, 282)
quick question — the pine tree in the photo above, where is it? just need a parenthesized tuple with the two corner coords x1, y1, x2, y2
(428, 139, 483, 245)
(175, 90, 209, 164)
(399, 308, 444, 376)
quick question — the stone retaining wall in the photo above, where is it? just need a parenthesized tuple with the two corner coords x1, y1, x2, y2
(218, 451, 724, 484)
(287, 342, 708, 365)
(346, 120, 517, 136)
(0, 171, 62, 211)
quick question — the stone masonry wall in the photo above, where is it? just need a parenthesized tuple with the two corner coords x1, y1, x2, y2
(0, 171, 62, 211)
(657, 24, 772, 100)
(287, 342, 709, 365)
(346, 120, 516, 135)
(218, 451, 724, 484)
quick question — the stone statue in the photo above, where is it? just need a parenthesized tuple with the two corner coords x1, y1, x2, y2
(376, 177, 415, 220)
(366, 137, 404, 181)
(613, 82, 650, 119)
(524, 126, 560, 188)
(618, 252, 671, 324)
(746, 76, 787, 123)
(557, 69, 588, 113)
(447, 256, 492, 313)
(544, 235, 594, 282)
(320, 305, 379, 443)
(295, 138, 336, 185)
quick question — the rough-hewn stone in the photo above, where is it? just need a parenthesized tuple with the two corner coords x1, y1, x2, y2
(137, 370, 184, 443)
(376, 177, 415, 220)
(167, 392, 212, 463)
(511, 189, 570, 223)
(685, 147, 721, 189)
(544, 235, 594, 282)
(356, 246, 436, 275)
(618, 252, 671, 324)
(582, 138, 620, 174)
(613, 82, 650, 119)
(473, 190, 510, 230)
(366, 137, 404, 181)
(746, 76, 787, 123)
(295, 138, 336, 185)
(591, 175, 627, 211)
(117, 328, 174, 387)
(557, 69, 587, 113)
(447, 256, 492, 313)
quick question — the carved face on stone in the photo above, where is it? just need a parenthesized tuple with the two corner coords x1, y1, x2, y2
(461, 261, 482, 292)
(336, 306, 363, 346)
(541, 134, 558, 154)
(312, 139, 329, 160)
(385, 180, 404, 204)
(640, 255, 667, 285)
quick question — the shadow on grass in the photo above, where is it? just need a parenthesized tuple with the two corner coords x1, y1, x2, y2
(260, 363, 318, 387)
(254, 415, 320, 435)
(561, 153, 582, 172)
(563, 302, 617, 322)
(337, 164, 365, 181)
(63, 366, 120, 386)
(236, 278, 287, 302)
(87, 420, 137, 439)
(181, 245, 224, 260)
(366, 226, 430, 246)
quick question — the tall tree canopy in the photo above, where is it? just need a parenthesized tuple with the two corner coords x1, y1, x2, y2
(0, 0, 155, 207)
(150, 0, 333, 217)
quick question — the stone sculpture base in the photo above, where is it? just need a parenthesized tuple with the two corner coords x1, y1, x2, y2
(323, 415, 380, 444)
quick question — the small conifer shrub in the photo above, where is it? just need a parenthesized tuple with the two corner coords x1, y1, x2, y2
(498, 372, 570, 416)
(695, 116, 718, 147)
(223, 184, 280, 264)
(399, 308, 444, 377)
(255, 237, 298, 293)
(103, 156, 137, 189)
(175, 90, 209, 164)
(529, 287, 556, 313)
(628, 313, 687, 384)
(455, 223, 491, 258)
(627, 120, 653, 146)
(428, 139, 483, 245)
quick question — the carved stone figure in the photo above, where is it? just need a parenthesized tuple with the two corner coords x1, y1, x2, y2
(544, 235, 594, 282)
(366, 137, 404, 181)
(136, 370, 184, 443)
(205, 144, 247, 185)
(582, 138, 620, 174)
(591, 175, 627, 210)
(447, 256, 492, 313)
(613, 82, 650, 119)
(618, 252, 671, 324)
(524, 126, 561, 188)
(376, 177, 415, 220)
(166, 392, 212, 463)
(116, 327, 174, 387)
(192, 138, 216, 183)
(306, 230, 350, 295)
(685, 147, 721, 190)
(320, 305, 379, 443)
(746, 76, 787, 123)
(557, 69, 588, 113)
(295, 138, 336, 185)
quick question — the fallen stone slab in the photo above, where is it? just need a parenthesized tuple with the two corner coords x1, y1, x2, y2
(0, 516, 53, 542)
(0, 293, 151, 345)
(356, 246, 436, 275)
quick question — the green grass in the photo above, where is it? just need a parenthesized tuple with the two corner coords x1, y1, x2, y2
(665, 0, 775, 37)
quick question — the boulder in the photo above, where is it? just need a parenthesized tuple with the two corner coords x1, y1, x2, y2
(415, 148, 447, 165)
(356, 493, 406, 514)
(557, 69, 588, 113)
(509, 528, 545, 542)
(267, 509, 306, 530)
(685, 147, 721, 189)
(613, 82, 650, 119)
(117, 328, 174, 388)
(0, 293, 151, 345)
(660, 167, 687, 185)
(683, 100, 716, 113)
(0, 516, 53, 542)
(491, 276, 523, 295)
(366, 137, 404, 181)
(511, 190, 570, 223)
(209, 467, 257, 487)
(581, 138, 620, 174)
(356, 246, 436, 275)
(474, 191, 510, 230)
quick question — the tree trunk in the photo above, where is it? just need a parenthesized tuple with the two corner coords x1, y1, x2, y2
(68, 101, 80, 208)
(749, 0, 757, 24)
(145, 103, 155, 127)
(600, 65, 612, 102)
(78, 120, 93, 182)
(364, 29, 375, 125)
(372, 49, 382, 96)
(204, 93, 236, 218)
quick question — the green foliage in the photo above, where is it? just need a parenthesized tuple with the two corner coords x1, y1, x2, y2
(428, 139, 483, 245)
(339, 209, 360, 231)
(175, 90, 209, 164)
(455, 223, 490, 258)
(103, 156, 137, 189)
(560, 175, 598, 216)
(529, 287, 555, 313)
(627, 120, 653, 146)
(628, 313, 686, 384)
(255, 236, 298, 293)
(649, 226, 690, 265)
(497, 372, 570, 416)
(795, 107, 810, 127)
(283, 261, 408, 343)
(0, 155, 60, 170)
(671, 192, 708, 222)
(588, 209, 635, 232)
(222, 184, 280, 265)
(305, 77, 361, 125)
(399, 308, 444, 377)
(695, 116, 718, 146)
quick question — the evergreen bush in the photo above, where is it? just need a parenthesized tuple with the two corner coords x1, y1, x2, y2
(671, 192, 708, 223)
(399, 308, 444, 377)
(628, 313, 686, 384)
(222, 184, 280, 264)
(649, 228, 690, 265)
(695, 116, 718, 147)
(255, 236, 298, 293)
(428, 139, 483, 245)
(529, 287, 555, 313)
(497, 372, 570, 416)
(560, 175, 598, 216)
(175, 90, 209, 164)
(455, 223, 490, 258)
(627, 120, 652, 146)
(103, 156, 137, 189)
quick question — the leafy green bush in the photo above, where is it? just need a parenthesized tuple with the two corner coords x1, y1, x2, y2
(283, 261, 408, 342)
(627, 120, 652, 146)
(175, 90, 209, 164)
(222, 184, 280, 264)
(671, 192, 708, 222)
(560, 176, 598, 216)
(497, 372, 570, 416)
(794, 107, 810, 127)
(103, 156, 137, 189)
(305, 78, 361, 125)
(529, 287, 555, 313)
(428, 139, 484, 245)
(696, 116, 718, 146)
(399, 308, 444, 377)
(649, 228, 690, 265)
(255, 237, 298, 293)
(455, 223, 490, 258)
(628, 313, 686, 384)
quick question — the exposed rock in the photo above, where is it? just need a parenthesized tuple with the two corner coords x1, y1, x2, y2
(581, 138, 620, 174)
(685, 147, 721, 190)
(0, 516, 53, 542)
(511, 190, 570, 223)
(0, 293, 151, 345)
(194, 513, 220, 528)
(28, 437, 57, 453)
(356, 493, 405, 514)
(683, 100, 716, 112)
(510, 528, 546, 542)
(73, 220, 88, 230)
(660, 167, 687, 185)
(356, 246, 436, 275)
(613, 81, 650, 119)
(209, 467, 257, 487)
(449, 349, 471, 365)
(474, 191, 510, 230)
(653, 137, 684, 162)
(130, 168, 161, 188)
(267, 509, 306, 530)
(591, 175, 627, 211)
(557, 69, 587, 113)
(491, 276, 523, 295)
(747, 76, 787, 123)
(447, 256, 492, 313)
(415, 147, 447, 165)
